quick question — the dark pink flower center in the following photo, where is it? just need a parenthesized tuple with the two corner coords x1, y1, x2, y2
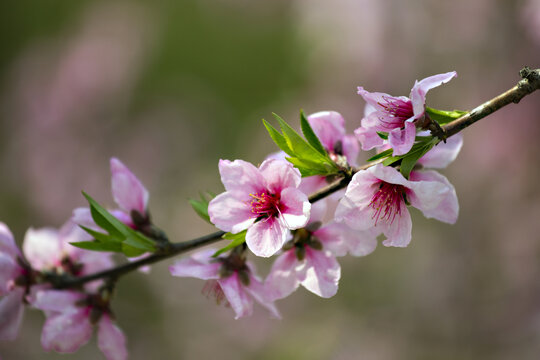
(202, 280, 228, 306)
(377, 96, 414, 129)
(370, 181, 406, 225)
(248, 191, 281, 219)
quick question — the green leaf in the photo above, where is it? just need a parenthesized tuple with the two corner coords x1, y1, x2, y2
(376, 132, 388, 140)
(81, 192, 156, 254)
(70, 241, 123, 253)
(189, 192, 215, 224)
(286, 157, 332, 177)
(263, 114, 340, 177)
(426, 107, 467, 125)
(300, 110, 326, 156)
(263, 119, 294, 156)
(79, 225, 121, 243)
(121, 243, 147, 257)
(274, 113, 330, 164)
(212, 230, 247, 257)
(367, 148, 394, 162)
(83, 192, 127, 239)
(124, 228, 156, 252)
(399, 140, 436, 178)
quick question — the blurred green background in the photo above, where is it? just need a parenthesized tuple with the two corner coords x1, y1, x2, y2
(1, 0, 540, 359)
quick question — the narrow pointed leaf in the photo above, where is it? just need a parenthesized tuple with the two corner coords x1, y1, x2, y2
(426, 107, 467, 125)
(70, 241, 123, 253)
(121, 243, 146, 257)
(212, 231, 247, 257)
(79, 225, 121, 243)
(83, 192, 127, 239)
(189, 192, 215, 224)
(399, 141, 436, 178)
(367, 148, 393, 162)
(263, 119, 294, 156)
(300, 110, 327, 156)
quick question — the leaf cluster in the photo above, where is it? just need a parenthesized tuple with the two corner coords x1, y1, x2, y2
(263, 111, 341, 177)
(71, 193, 156, 257)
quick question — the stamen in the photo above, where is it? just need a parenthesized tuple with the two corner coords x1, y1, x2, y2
(369, 182, 406, 225)
(376, 96, 414, 129)
(248, 191, 280, 219)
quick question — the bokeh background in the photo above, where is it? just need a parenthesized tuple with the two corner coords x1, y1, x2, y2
(1, 0, 540, 359)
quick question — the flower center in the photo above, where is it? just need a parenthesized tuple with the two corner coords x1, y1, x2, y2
(377, 96, 414, 129)
(202, 280, 228, 306)
(248, 191, 281, 219)
(369, 182, 406, 225)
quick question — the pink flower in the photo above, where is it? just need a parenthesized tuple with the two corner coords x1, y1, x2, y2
(73, 157, 149, 229)
(169, 249, 280, 319)
(0, 223, 25, 341)
(335, 164, 458, 247)
(307, 111, 360, 166)
(23, 221, 114, 284)
(208, 159, 311, 257)
(73, 157, 152, 272)
(355, 72, 457, 155)
(110, 157, 149, 221)
(266, 204, 377, 300)
(33, 290, 127, 360)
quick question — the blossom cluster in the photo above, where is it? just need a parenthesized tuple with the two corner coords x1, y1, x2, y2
(0, 72, 462, 358)
(0, 158, 146, 359)
(171, 72, 461, 318)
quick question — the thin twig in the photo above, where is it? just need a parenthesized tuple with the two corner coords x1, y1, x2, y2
(443, 67, 540, 138)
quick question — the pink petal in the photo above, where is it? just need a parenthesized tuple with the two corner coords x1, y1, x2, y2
(71, 207, 94, 226)
(298, 176, 327, 196)
(245, 218, 286, 258)
(0, 223, 20, 259)
(369, 163, 411, 186)
(409, 170, 459, 224)
(243, 275, 281, 319)
(380, 207, 413, 247)
(0, 254, 18, 295)
(388, 121, 416, 156)
(307, 111, 345, 151)
(169, 249, 220, 280)
(279, 188, 311, 230)
(301, 249, 341, 298)
(357, 87, 392, 110)
(266, 250, 301, 300)
(342, 134, 360, 166)
(334, 170, 380, 231)
(110, 158, 149, 214)
(314, 222, 378, 257)
(41, 308, 93, 353)
(218, 159, 265, 195)
(23, 227, 61, 270)
(32, 290, 83, 313)
(363, 102, 377, 117)
(259, 159, 301, 194)
(418, 133, 463, 169)
(77, 251, 115, 276)
(354, 125, 385, 151)
(308, 199, 327, 224)
(97, 314, 128, 360)
(59, 218, 92, 249)
(0, 288, 24, 340)
(218, 274, 253, 319)
(208, 192, 255, 233)
(410, 71, 457, 117)
(265, 150, 287, 161)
